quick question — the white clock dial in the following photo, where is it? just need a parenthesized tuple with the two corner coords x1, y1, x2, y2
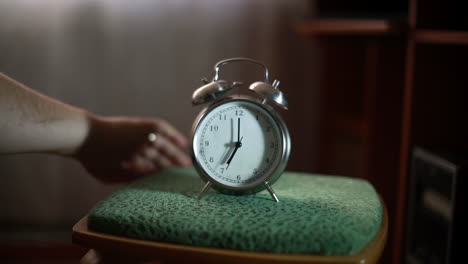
(193, 100, 282, 188)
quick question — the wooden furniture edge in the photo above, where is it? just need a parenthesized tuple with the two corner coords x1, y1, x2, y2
(295, 19, 404, 35)
(414, 30, 468, 45)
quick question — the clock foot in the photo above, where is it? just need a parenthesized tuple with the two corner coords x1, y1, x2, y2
(264, 181, 279, 203)
(198, 181, 212, 200)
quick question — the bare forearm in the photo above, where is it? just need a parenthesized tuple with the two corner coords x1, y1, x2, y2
(0, 72, 89, 155)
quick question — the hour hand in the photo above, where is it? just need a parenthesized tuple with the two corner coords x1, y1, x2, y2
(226, 136, 243, 169)
(221, 142, 236, 164)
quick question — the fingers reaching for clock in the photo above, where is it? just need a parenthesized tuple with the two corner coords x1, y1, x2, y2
(75, 115, 192, 183)
(122, 154, 158, 174)
(153, 119, 189, 148)
(149, 135, 192, 167)
(123, 147, 170, 174)
(123, 129, 192, 174)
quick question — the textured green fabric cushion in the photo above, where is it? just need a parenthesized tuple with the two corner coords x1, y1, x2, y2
(88, 167, 382, 255)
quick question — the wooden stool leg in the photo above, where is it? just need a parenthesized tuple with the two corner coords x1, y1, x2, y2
(80, 250, 101, 264)
(80, 249, 162, 264)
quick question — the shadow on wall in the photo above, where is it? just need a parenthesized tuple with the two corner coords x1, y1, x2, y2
(0, 0, 317, 236)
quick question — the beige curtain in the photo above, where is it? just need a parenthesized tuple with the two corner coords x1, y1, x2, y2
(0, 0, 315, 236)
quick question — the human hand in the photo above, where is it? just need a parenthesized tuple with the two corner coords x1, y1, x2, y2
(74, 114, 192, 183)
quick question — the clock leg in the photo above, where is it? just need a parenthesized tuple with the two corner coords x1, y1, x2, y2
(264, 181, 279, 203)
(198, 181, 212, 200)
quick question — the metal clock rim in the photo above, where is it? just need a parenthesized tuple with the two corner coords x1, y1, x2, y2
(190, 96, 291, 193)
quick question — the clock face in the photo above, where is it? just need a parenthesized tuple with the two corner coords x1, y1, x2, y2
(192, 100, 283, 188)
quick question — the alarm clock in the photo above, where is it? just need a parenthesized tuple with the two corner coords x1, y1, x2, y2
(190, 58, 291, 202)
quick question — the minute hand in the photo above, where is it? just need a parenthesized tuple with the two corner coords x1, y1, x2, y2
(237, 117, 240, 142)
(226, 136, 243, 169)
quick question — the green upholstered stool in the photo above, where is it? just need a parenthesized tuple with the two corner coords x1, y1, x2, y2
(72, 167, 387, 264)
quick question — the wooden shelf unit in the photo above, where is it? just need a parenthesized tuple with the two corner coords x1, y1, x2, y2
(331, 113, 368, 139)
(414, 30, 468, 45)
(295, 19, 403, 35)
(295, 1, 468, 263)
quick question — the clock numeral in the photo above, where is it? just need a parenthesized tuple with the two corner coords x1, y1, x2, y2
(219, 114, 226, 120)
(209, 157, 214, 163)
(235, 110, 243, 116)
(220, 168, 225, 173)
(205, 141, 210, 147)
(210, 125, 219, 132)
(236, 175, 241, 180)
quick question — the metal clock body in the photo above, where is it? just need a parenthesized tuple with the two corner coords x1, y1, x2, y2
(191, 58, 291, 202)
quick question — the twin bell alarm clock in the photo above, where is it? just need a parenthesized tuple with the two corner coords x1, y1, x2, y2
(190, 58, 291, 202)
